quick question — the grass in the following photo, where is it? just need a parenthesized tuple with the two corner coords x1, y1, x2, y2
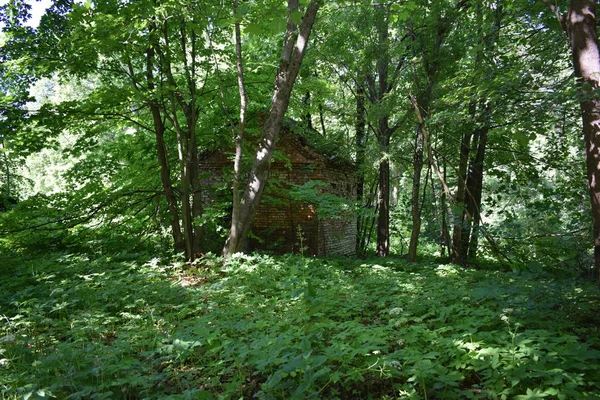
(1, 242, 599, 399)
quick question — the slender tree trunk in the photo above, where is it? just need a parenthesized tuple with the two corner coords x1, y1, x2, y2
(407, 91, 434, 262)
(408, 91, 450, 262)
(318, 103, 327, 136)
(302, 91, 313, 130)
(407, 13, 449, 262)
(363, 179, 379, 253)
(165, 77, 196, 261)
(188, 119, 203, 256)
(377, 139, 390, 256)
(225, 0, 249, 258)
(450, 125, 471, 264)
(155, 19, 205, 261)
(408, 123, 424, 262)
(451, 112, 491, 266)
(174, 24, 204, 259)
(467, 127, 488, 260)
(223, 0, 321, 256)
(1, 137, 11, 200)
(154, 111, 185, 253)
(360, 5, 401, 256)
(451, 0, 498, 265)
(440, 161, 450, 257)
(372, 5, 393, 257)
(465, 126, 488, 260)
(145, 45, 184, 253)
(566, 0, 600, 279)
(184, 29, 204, 256)
(462, 1, 499, 263)
(457, 130, 482, 263)
(178, 137, 195, 260)
(392, 164, 400, 207)
(355, 80, 367, 252)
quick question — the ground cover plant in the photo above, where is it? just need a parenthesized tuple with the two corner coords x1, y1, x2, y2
(1, 239, 599, 400)
(3, 2, 600, 398)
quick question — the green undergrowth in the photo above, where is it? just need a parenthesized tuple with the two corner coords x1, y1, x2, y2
(1, 246, 600, 399)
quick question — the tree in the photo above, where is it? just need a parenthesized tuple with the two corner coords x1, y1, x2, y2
(313, 3, 412, 257)
(0, 2, 45, 209)
(450, 0, 501, 265)
(228, 0, 249, 261)
(223, 0, 322, 256)
(0, 0, 593, 272)
(1, 0, 234, 261)
(407, 0, 457, 262)
(364, 4, 401, 257)
(541, 0, 600, 279)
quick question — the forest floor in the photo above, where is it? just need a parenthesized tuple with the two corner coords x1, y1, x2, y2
(1, 241, 600, 399)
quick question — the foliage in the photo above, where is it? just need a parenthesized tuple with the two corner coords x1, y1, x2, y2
(1, 1, 599, 396)
(0, 0, 593, 265)
(1, 246, 599, 399)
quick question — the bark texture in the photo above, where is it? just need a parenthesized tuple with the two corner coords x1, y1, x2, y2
(566, 0, 600, 279)
(223, 0, 321, 256)
(364, 5, 396, 257)
(152, 18, 204, 261)
(145, 37, 184, 253)
(355, 80, 368, 254)
(226, 0, 249, 258)
(407, 17, 447, 262)
(451, 0, 498, 265)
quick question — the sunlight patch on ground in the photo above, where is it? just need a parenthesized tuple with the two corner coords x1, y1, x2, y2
(436, 264, 460, 277)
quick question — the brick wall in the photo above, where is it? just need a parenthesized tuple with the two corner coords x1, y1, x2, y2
(320, 217, 357, 256)
(199, 129, 357, 256)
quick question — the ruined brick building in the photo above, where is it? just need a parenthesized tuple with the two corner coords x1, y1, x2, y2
(199, 125, 357, 256)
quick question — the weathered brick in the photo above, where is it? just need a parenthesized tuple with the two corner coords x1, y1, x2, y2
(199, 129, 357, 256)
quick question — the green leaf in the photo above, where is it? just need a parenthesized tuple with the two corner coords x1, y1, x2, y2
(268, 17, 287, 33)
(245, 23, 262, 35)
(290, 10, 303, 25)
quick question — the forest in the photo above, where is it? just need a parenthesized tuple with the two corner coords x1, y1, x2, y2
(1, 0, 600, 398)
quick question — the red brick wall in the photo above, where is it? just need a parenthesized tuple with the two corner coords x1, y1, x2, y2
(199, 130, 357, 256)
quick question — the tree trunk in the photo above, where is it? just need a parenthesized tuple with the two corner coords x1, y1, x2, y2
(178, 139, 195, 260)
(188, 122, 203, 256)
(450, 127, 472, 265)
(408, 123, 424, 262)
(178, 24, 204, 259)
(462, 1, 499, 263)
(408, 90, 455, 261)
(466, 126, 488, 260)
(566, 0, 600, 279)
(440, 161, 450, 257)
(302, 91, 313, 130)
(223, 0, 321, 256)
(359, 179, 379, 255)
(369, 5, 394, 257)
(145, 45, 184, 253)
(355, 80, 367, 252)
(392, 164, 400, 207)
(407, 13, 449, 262)
(154, 19, 205, 261)
(185, 31, 204, 257)
(450, 0, 498, 266)
(226, 0, 249, 258)
(377, 141, 390, 256)
(1, 137, 11, 202)
(154, 111, 185, 253)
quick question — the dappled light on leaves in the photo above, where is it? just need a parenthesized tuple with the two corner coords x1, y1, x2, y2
(1, 240, 600, 398)
(1, 0, 600, 397)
